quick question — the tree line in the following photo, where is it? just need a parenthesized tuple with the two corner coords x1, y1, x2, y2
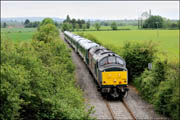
(1, 22, 7, 28)
(61, 15, 120, 31)
(139, 14, 180, 29)
(24, 19, 59, 28)
(61, 15, 90, 31)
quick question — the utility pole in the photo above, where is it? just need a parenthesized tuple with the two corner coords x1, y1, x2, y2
(138, 17, 139, 29)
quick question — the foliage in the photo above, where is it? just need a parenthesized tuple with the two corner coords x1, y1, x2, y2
(86, 21, 90, 29)
(143, 15, 164, 28)
(94, 23, 101, 31)
(63, 15, 87, 30)
(0, 37, 92, 120)
(40, 18, 55, 27)
(134, 61, 179, 119)
(24, 19, 30, 25)
(120, 41, 157, 82)
(24, 19, 40, 28)
(111, 22, 118, 30)
(61, 22, 73, 32)
(75, 23, 80, 31)
(2, 22, 7, 28)
(33, 24, 59, 43)
(82, 24, 87, 31)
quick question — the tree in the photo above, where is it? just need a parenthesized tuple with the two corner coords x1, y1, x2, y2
(61, 23, 73, 32)
(3, 22, 7, 28)
(82, 24, 86, 31)
(143, 15, 164, 29)
(86, 21, 90, 29)
(33, 24, 59, 43)
(24, 19, 30, 25)
(54, 22, 59, 27)
(94, 22, 101, 31)
(77, 19, 82, 29)
(75, 23, 80, 31)
(66, 15, 71, 23)
(71, 18, 76, 29)
(111, 22, 118, 30)
(40, 18, 55, 26)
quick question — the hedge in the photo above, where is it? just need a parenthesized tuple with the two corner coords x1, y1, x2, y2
(0, 36, 92, 120)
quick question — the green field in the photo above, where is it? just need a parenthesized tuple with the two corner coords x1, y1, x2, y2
(75, 30, 179, 61)
(1, 28, 36, 42)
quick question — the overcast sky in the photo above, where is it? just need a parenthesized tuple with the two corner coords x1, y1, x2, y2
(1, 1, 179, 20)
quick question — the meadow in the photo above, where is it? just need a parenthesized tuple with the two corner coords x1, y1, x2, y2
(89, 25, 138, 30)
(75, 30, 179, 61)
(1, 28, 36, 42)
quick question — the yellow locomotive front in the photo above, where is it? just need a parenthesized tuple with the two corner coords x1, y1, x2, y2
(102, 71, 128, 86)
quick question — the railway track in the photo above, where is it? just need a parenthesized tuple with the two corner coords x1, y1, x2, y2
(104, 98, 136, 120)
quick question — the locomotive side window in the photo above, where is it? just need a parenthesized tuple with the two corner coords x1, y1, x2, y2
(100, 58, 107, 66)
(116, 57, 124, 65)
(108, 57, 115, 64)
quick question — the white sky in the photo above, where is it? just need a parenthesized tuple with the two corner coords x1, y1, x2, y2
(1, 1, 179, 20)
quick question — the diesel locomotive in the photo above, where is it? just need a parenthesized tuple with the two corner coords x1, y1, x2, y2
(64, 31, 128, 98)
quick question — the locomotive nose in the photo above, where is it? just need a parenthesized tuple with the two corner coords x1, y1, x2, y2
(102, 71, 128, 86)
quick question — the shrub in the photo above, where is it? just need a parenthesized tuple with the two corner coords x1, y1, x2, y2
(33, 24, 59, 43)
(40, 18, 55, 27)
(154, 64, 179, 119)
(0, 37, 92, 120)
(135, 60, 179, 119)
(121, 41, 157, 82)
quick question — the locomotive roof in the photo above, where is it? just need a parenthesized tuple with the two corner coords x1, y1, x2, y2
(89, 45, 124, 62)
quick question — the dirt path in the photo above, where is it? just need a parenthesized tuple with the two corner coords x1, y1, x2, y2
(60, 32, 168, 120)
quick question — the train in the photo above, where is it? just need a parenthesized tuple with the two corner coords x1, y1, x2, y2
(64, 31, 128, 98)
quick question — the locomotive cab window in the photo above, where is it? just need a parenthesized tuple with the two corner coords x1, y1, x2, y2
(99, 58, 108, 66)
(108, 56, 115, 64)
(116, 57, 124, 65)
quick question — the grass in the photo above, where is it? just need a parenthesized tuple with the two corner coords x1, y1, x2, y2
(74, 25, 138, 32)
(75, 30, 179, 61)
(89, 25, 138, 30)
(1, 28, 37, 42)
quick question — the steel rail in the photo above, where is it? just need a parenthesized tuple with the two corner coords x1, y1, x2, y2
(122, 99, 136, 120)
(104, 100, 115, 120)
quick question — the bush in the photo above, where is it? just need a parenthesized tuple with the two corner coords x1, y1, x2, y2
(0, 36, 92, 120)
(40, 18, 55, 27)
(33, 24, 59, 43)
(135, 60, 179, 119)
(134, 61, 167, 102)
(121, 41, 157, 82)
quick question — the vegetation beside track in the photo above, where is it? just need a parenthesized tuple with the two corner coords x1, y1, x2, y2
(76, 32, 179, 120)
(0, 18, 92, 119)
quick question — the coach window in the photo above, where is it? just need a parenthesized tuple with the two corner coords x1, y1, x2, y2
(99, 58, 108, 67)
(108, 56, 116, 64)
